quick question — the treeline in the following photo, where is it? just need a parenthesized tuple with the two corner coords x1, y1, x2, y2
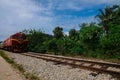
(23, 5, 120, 59)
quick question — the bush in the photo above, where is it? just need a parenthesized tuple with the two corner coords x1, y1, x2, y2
(100, 25, 120, 58)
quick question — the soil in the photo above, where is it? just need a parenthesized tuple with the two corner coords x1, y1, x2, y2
(0, 56, 26, 80)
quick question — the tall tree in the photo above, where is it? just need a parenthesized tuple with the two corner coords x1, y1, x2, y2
(78, 23, 100, 50)
(110, 5, 120, 25)
(95, 6, 114, 34)
(53, 26, 64, 39)
(69, 28, 77, 39)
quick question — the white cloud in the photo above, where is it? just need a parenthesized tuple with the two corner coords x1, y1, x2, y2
(87, 0, 120, 5)
(0, 0, 54, 40)
(61, 16, 96, 30)
(54, 1, 83, 11)
(0, 0, 119, 41)
(51, 0, 120, 11)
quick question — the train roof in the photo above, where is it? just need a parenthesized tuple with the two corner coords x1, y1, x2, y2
(11, 32, 26, 37)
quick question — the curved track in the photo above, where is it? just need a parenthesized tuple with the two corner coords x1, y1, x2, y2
(21, 52, 120, 78)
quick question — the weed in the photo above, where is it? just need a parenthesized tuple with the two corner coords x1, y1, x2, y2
(0, 50, 40, 80)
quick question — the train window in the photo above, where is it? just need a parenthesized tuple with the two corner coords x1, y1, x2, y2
(12, 36, 16, 39)
(12, 35, 26, 39)
(22, 36, 26, 39)
(12, 36, 20, 39)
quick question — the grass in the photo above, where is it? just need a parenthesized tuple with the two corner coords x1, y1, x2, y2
(47, 51, 120, 63)
(0, 50, 40, 80)
(25, 73, 40, 80)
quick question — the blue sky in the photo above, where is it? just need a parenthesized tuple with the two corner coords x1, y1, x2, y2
(0, 0, 120, 41)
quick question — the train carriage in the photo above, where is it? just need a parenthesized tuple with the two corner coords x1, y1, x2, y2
(3, 32, 28, 52)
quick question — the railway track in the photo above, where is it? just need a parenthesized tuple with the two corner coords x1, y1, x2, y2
(21, 52, 120, 78)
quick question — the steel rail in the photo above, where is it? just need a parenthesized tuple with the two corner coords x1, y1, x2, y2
(28, 52, 120, 68)
(21, 53, 120, 78)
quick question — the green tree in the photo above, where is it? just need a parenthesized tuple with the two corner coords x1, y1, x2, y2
(95, 6, 117, 34)
(100, 25, 120, 58)
(69, 28, 77, 40)
(45, 38, 58, 54)
(109, 5, 120, 26)
(78, 22, 100, 50)
(24, 29, 52, 52)
(53, 26, 64, 39)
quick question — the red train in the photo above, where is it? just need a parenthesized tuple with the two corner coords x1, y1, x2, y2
(2, 32, 28, 52)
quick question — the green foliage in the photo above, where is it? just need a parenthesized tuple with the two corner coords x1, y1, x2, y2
(53, 26, 64, 39)
(22, 5, 120, 59)
(78, 23, 100, 50)
(47, 38, 58, 54)
(57, 38, 84, 56)
(110, 5, 120, 26)
(95, 5, 119, 34)
(100, 25, 120, 58)
(69, 28, 77, 40)
(25, 29, 52, 52)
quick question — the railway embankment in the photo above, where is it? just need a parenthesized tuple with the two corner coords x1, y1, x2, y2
(4, 50, 119, 80)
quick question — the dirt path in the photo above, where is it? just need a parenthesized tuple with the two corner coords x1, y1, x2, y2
(0, 56, 26, 80)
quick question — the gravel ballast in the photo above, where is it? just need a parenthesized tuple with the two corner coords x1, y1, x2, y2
(5, 51, 118, 80)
